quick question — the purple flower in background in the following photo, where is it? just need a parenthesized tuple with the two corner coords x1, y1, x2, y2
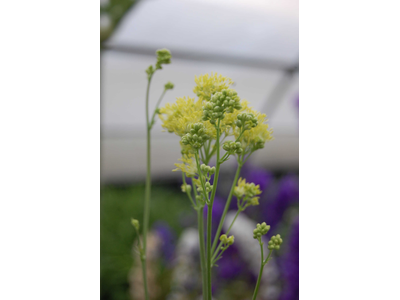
(242, 165, 274, 195)
(217, 244, 246, 279)
(261, 174, 299, 236)
(153, 221, 176, 265)
(279, 219, 299, 300)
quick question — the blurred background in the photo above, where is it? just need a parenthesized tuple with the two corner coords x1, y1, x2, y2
(101, 0, 299, 299)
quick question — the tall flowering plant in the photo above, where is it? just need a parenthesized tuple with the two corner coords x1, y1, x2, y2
(132, 50, 283, 300)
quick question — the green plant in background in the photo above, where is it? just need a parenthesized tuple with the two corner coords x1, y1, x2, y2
(131, 49, 173, 300)
(101, 185, 192, 300)
(100, 0, 137, 43)
(158, 71, 284, 299)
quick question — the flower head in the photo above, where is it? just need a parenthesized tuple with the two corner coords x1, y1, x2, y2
(234, 178, 262, 199)
(253, 222, 270, 239)
(155, 48, 172, 69)
(268, 234, 283, 250)
(172, 155, 197, 177)
(193, 73, 234, 101)
(159, 97, 216, 138)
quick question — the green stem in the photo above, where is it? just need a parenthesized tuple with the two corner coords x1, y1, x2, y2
(182, 173, 196, 207)
(198, 207, 208, 300)
(211, 164, 242, 254)
(141, 257, 149, 300)
(149, 88, 167, 129)
(141, 74, 153, 300)
(212, 246, 226, 266)
(194, 152, 209, 203)
(206, 119, 221, 299)
(211, 209, 241, 261)
(252, 242, 273, 300)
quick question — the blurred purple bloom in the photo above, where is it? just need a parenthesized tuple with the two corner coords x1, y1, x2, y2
(261, 174, 299, 236)
(280, 219, 299, 300)
(242, 165, 274, 193)
(153, 221, 176, 264)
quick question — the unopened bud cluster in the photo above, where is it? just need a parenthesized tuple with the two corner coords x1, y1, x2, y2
(181, 123, 210, 149)
(202, 89, 242, 124)
(252, 137, 266, 151)
(200, 164, 216, 176)
(223, 141, 243, 154)
(181, 184, 192, 193)
(235, 113, 258, 130)
(155, 49, 172, 69)
(253, 222, 270, 239)
(220, 234, 235, 246)
(198, 181, 213, 193)
(146, 49, 172, 79)
(268, 234, 283, 250)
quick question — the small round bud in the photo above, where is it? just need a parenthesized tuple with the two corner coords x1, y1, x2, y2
(164, 81, 174, 90)
(131, 218, 140, 231)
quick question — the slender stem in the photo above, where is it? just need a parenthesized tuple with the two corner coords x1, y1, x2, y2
(252, 241, 265, 300)
(141, 258, 149, 300)
(211, 164, 242, 254)
(149, 88, 167, 129)
(206, 119, 221, 299)
(198, 207, 208, 300)
(141, 74, 153, 300)
(182, 173, 196, 207)
(211, 209, 241, 261)
(195, 152, 209, 203)
(212, 246, 226, 266)
(252, 242, 273, 300)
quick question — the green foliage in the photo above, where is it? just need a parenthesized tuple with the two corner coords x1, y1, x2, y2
(100, 184, 193, 300)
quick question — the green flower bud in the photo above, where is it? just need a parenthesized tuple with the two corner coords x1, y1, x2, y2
(202, 89, 241, 123)
(164, 81, 174, 90)
(145, 65, 154, 80)
(181, 123, 210, 150)
(220, 234, 235, 246)
(222, 141, 243, 154)
(131, 218, 140, 231)
(181, 184, 191, 193)
(155, 48, 172, 69)
(253, 222, 271, 239)
(235, 112, 258, 130)
(267, 234, 283, 250)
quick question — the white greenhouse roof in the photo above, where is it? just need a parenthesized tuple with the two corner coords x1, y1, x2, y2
(101, 0, 299, 183)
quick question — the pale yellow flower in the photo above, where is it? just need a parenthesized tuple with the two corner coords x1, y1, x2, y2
(193, 73, 234, 101)
(172, 155, 197, 177)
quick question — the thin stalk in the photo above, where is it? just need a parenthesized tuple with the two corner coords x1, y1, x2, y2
(141, 74, 153, 300)
(198, 207, 208, 300)
(211, 209, 241, 261)
(141, 260, 149, 300)
(252, 242, 273, 300)
(194, 152, 209, 203)
(206, 119, 221, 299)
(211, 164, 242, 254)
(149, 88, 167, 129)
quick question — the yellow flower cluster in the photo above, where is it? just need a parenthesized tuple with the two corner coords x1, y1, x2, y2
(193, 73, 234, 101)
(159, 73, 273, 173)
(172, 155, 197, 177)
(233, 178, 262, 206)
(159, 96, 217, 139)
(223, 100, 273, 151)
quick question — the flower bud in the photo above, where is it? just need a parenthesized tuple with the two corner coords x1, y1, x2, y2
(131, 218, 140, 231)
